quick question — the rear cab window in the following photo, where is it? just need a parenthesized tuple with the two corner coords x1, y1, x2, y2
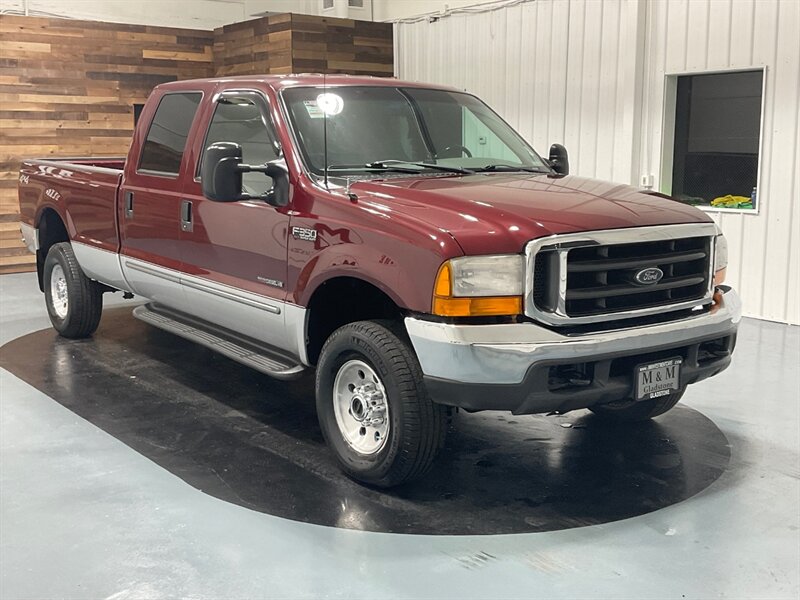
(139, 92, 203, 176)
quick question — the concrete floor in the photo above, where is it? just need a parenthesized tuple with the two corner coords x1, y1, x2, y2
(1, 271, 798, 599)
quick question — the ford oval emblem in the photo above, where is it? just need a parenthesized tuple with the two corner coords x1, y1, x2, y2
(634, 267, 664, 285)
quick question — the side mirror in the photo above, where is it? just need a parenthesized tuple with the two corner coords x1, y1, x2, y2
(261, 162, 289, 207)
(548, 143, 569, 175)
(202, 142, 290, 207)
(202, 142, 244, 202)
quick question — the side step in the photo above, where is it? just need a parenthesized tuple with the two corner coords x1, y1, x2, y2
(133, 304, 306, 380)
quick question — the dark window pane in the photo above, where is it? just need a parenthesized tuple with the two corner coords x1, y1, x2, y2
(671, 70, 762, 209)
(139, 93, 201, 175)
(133, 103, 144, 127)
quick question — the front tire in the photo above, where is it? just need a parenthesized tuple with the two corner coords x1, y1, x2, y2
(43, 242, 103, 339)
(589, 390, 685, 422)
(316, 320, 447, 488)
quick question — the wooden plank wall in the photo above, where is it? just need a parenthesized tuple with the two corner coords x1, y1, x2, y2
(288, 14, 393, 76)
(0, 12, 393, 274)
(0, 15, 214, 274)
(214, 13, 293, 76)
(213, 13, 393, 78)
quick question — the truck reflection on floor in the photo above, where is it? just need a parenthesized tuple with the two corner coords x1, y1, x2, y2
(0, 307, 731, 536)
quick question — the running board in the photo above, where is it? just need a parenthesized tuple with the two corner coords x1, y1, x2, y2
(132, 304, 306, 380)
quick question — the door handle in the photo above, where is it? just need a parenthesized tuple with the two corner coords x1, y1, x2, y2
(124, 191, 134, 218)
(180, 200, 193, 232)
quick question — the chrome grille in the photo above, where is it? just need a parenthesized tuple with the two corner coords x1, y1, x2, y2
(525, 223, 718, 325)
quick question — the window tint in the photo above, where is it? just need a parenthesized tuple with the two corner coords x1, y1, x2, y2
(671, 70, 762, 210)
(139, 93, 202, 175)
(201, 97, 280, 195)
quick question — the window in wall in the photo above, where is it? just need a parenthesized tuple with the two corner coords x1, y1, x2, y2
(200, 97, 280, 195)
(139, 92, 202, 175)
(133, 103, 144, 127)
(670, 70, 763, 210)
(322, 0, 334, 10)
(348, 0, 365, 7)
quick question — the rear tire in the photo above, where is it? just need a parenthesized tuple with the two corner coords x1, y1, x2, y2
(316, 320, 447, 488)
(43, 242, 103, 339)
(589, 390, 685, 422)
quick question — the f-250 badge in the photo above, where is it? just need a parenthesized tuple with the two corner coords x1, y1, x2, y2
(292, 226, 317, 242)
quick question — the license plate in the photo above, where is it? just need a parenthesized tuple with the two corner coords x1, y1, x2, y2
(635, 357, 682, 401)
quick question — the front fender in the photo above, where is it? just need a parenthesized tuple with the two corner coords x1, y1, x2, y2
(294, 244, 438, 312)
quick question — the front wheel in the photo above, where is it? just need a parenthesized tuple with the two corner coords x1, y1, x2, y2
(316, 320, 447, 488)
(43, 242, 103, 339)
(589, 390, 685, 422)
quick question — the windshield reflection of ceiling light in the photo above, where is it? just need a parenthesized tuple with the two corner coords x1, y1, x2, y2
(316, 92, 344, 116)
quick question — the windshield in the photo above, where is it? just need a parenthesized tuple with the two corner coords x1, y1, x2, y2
(282, 86, 548, 176)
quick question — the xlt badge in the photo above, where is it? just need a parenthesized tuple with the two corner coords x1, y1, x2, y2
(257, 276, 284, 288)
(292, 226, 317, 242)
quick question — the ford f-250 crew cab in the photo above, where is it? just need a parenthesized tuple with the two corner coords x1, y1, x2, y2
(18, 75, 740, 487)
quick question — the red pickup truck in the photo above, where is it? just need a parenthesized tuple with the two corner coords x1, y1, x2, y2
(18, 75, 740, 487)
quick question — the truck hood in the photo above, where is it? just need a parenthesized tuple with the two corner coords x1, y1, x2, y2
(352, 173, 712, 255)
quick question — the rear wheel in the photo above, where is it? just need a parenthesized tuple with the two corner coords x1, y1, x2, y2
(316, 320, 447, 488)
(43, 242, 103, 339)
(589, 390, 685, 422)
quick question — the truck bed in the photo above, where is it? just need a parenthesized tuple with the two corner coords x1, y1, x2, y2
(18, 156, 125, 255)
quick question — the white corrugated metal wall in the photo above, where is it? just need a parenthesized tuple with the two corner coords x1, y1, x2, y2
(395, 0, 800, 324)
(639, 0, 799, 324)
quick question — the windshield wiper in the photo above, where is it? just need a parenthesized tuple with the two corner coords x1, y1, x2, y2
(326, 164, 424, 174)
(366, 159, 474, 175)
(474, 164, 550, 173)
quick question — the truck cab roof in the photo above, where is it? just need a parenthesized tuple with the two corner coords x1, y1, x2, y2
(153, 74, 462, 93)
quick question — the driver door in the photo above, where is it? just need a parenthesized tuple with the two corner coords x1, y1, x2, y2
(178, 89, 291, 349)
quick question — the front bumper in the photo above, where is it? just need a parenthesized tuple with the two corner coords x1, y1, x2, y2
(406, 286, 741, 415)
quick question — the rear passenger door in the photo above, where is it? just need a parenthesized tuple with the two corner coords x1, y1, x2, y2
(119, 90, 203, 308)
(178, 89, 292, 349)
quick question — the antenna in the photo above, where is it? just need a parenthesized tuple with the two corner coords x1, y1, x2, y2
(323, 72, 329, 190)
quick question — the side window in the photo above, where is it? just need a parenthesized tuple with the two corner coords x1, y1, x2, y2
(201, 97, 280, 195)
(139, 92, 202, 175)
(462, 107, 518, 162)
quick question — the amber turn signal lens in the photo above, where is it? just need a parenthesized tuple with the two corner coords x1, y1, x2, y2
(713, 267, 727, 286)
(432, 295, 523, 317)
(434, 261, 452, 297)
(432, 262, 523, 317)
(433, 296, 522, 317)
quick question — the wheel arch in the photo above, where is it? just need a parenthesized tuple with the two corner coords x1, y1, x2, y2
(304, 275, 406, 365)
(34, 207, 70, 291)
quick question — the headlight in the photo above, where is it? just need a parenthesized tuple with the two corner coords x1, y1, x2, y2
(432, 255, 524, 317)
(714, 234, 728, 285)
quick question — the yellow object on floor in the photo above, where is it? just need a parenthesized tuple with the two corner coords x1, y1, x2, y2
(711, 195, 750, 208)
